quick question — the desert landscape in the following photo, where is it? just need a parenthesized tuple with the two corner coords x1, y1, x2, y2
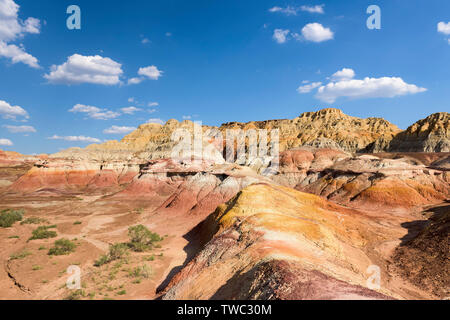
(0, 108, 448, 300)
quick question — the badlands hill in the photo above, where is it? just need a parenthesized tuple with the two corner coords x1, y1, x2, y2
(0, 108, 448, 300)
(52, 109, 449, 161)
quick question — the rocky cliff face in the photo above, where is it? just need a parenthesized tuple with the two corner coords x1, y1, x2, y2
(387, 112, 449, 152)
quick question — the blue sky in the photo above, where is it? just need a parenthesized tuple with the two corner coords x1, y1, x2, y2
(0, 0, 449, 154)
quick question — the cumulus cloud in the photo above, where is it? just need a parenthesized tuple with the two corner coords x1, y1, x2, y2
(0, 41, 39, 68)
(315, 77, 427, 103)
(69, 104, 120, 120)
(297, 82, 322, 93)
(121, 106, 141, 114)
(127, 77, 144, 85)
(0, 138, 13, 146)
(300, 5, 325, 14)
(330, 68, 355, 81)
(437, 21, 450, 35)
(0, 99, 28, 119)
(148, 118, 164, 125)
(182, 115, 192, 120)
(273, 29, 290, 44)
(0, 0, 40, 68)
(138, 65, 163, 80)
(301, 23, 333, 42)
(44, 54, 123, 85)
(103, 125, 136, 134)
(48, 135, 101, 143)
(268, 6, 298, 16)
(148, 102, 159, 107)
(3, 125, 35, 133)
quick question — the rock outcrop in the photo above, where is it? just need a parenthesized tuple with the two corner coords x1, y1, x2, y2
(271, 148, 450, 209)
(161, 183, 431, 300)
(368, 112, 450, 152)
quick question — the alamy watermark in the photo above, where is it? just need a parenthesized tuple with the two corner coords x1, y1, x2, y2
(67, 5, 81, 30)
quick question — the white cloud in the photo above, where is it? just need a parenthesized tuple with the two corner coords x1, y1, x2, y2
(0, 41, 39, 68)
(69, 104, 120, 120)
(141, 38, 150, 44)
(48, 135, 101, 143)
(148, 102, 159, 107)
(44, 54, 123, 85)
(182, 115, 192, 120)
(3, 125, 36, 133)
(315, 77, 427, 103)
(127, 77, 144, 85)
(301, 23, 333, 42)
(0, 99, 28, 119)
(128, 97, 135, 103)
(297, 82, 322, 93)
(0, 0, 40, 68)
(121, 106, 141, 114)
(0, 138, 13, 146)
(273, 29, 290, 44)
(300, 5, 325, 14)
(103, 125, 136, 134)
(148, 108, 157, 114)
(165, 32, 172, 37)
(330, 68, 355, 81)
(89, 110, 120, 120)
(437, 21, 450, 35)
(148, 118, 164, 125)
(138, 65, 163, 80)
(268, 6, 298, 16)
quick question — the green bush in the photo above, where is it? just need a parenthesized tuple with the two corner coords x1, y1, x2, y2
(94, 243, 129, 267)
(127, 225, 162, 252)
(29, 225, 57, 240)
(73, 221, 82, 225)
(128, 264, 152, 279)
(0, 209, 24, 228)
(48, 239, 76, 256)
(10, 250, 32, 260)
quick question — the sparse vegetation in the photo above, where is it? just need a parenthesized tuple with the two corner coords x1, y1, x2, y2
(48, 239, 76, 256)
(127, 225, 162, 252)
(116, 290, 126, 296)
(128, 264, 152, 279)
(94, 243, 129, 267)
(73, 221, 82, 225)
(10, 250, 32, 260)
(29, 225, 57, 240)
(0, 209, 24, 228)
(8, 235, 19, 239)
(32, 265, 42, 271)
(64, 289, 86, 300)
(20, 217, 48, 225)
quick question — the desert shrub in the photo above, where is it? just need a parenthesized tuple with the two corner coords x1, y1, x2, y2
(116, 290, 126, 296)
(0, 209, 24, 228)
(127, 225, 162, 252)
(29, 225, 57, 240)
(8, 235, 19, 239)
(20, 217, 48, 225)
(128, 265, 152, 279)
(73, 221, 82, 225)
(10, 250, 32, 260)
(64, 289, 86, 300)
(32, 265, 42, 271)
(48, 239, 76, 256)
(94, 243, 129, 267)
